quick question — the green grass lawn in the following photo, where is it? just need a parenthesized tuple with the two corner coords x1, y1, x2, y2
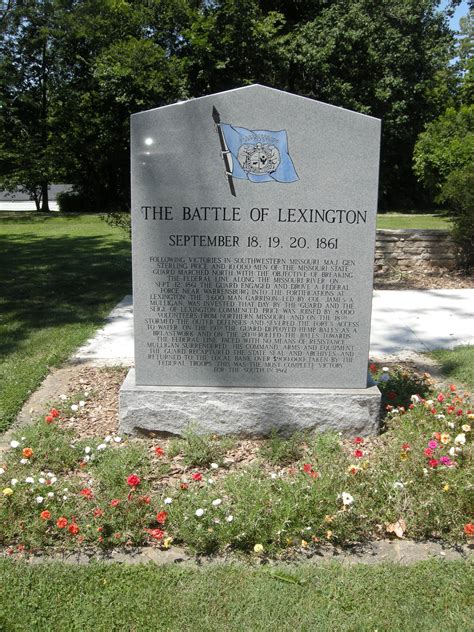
(0, 559, 472, 631)
(377, 213, 451, 230)
(428, 346, 474, 390)
(0, 214, 131, 432)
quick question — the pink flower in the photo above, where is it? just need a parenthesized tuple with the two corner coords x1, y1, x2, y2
(424, 447, 433, 457)
(439, 456, 452, 466)
(354, 449, 363, 459)
(428, 440, 438, 450)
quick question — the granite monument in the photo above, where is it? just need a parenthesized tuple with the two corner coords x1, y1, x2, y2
(120, 85, 381, 436)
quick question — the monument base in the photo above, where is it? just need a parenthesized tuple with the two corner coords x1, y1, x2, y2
(119, 369, 381, 437)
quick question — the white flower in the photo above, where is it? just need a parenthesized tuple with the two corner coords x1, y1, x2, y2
(270, 472, 277, 479)
(59, 394, 67, 401)
(462, 424, 471, 432)
(210, 463, 219, 469)
(382, 367, 389, 372)
(114, 437, 122, 443)
(226, 515, 234, 522)
(63, 495, 68, 500)
(10, 440, 20, 449)
(436, 414, 446, 420)
(96, 444, 107, 451)
(104, 436, 112, 443)
(38, 477, 46, 484)
(70, 404, 79, 412)
(84, 447, 91, 454)
(212, 498, 222, 507)
(207, 478, 215, 485)
(423, 468, 428, 476)
(341, 492, 354, 506)
(46, 472, 54, 478)
(83, 455, 90, 463)
(50, 476, 57, 484)
(164, 497, 172, 505)
(0, 468, 4, 475)
(84, 391, 90, 397)
(449, 447, 456, 456)
(426, 400, 434, 407)
(25, 477, 35, 484)
(63, 488, 69, 492)
(448, 421, 455, 428)
(47, 492, 54, 498)
(11, 478, 18, 486)
(195, 508, 205, 517)
(20, 458, 28, 465)
(79, 400, 85, 407)
(35, 496, 44, 504)
(410, 395, 420, 404)
(393, 481, 404, 490)
(454, 433, 466, 445)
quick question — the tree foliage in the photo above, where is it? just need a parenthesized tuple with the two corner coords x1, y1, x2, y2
(0, 0, 465, 211)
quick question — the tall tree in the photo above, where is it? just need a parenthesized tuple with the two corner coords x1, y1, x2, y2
(0, 0, 70, 211)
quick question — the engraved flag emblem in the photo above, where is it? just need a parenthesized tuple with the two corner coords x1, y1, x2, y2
(213, 107, 298, 187)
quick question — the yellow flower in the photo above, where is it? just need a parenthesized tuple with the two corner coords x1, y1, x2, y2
(462, 424, 471, 432)
(162, 536, 173, 549)
(324, 514, 334, 523)
(301, 539, 308, 548)
(254, 543, 264, 554)
(326, 530, 333, 540)
(467, 414, 474, 420)
(443, 484, 450, 492)
(2, 488, 13, 496)
(400, 452, 409, 461)
(440, 433, 451, 445)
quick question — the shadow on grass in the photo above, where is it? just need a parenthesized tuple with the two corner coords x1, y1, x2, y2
(0, 232, 131, 358)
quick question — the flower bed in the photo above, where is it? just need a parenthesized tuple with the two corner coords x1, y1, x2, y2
(1, 365, 472, 556)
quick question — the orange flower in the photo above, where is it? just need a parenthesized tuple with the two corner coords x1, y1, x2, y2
(155, 446, 165, 457)
(464, 523, 474, 537)
(40, 510, 51, 521)
(45, 415, 54, 424)
(22, 447, 33, 459)
(68, 523, 79, 535)
(56, 517, 68, 529)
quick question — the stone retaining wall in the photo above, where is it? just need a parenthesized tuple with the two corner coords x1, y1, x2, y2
(375, 229, 460, 276)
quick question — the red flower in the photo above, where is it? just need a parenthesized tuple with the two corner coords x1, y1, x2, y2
(409, 404, 415, 410)
(447, 406, 455, 414)
(140, 495, 151, 504)
(40, 510, 51, 521)
(386, 405, 393, 411)
(354, 437, 364, 445)
(192, 472, 202, 481)
(145, 528, 164, 540)
(80, 488, 93, 498)
(449, 384, 456, 392)
(401, 443, 410, 451)
(303, 463, 313, 473)
(110, 499, 121, 507)
(50, 408, 60, 418)
(156, 511, 168, 525)
(456, 409, 463, 416)
(127, 474, 141, 487)
(437, 393, 445, 403)
(180, 483, 189, 490)
(430, 408, 437, 414)
(68, 523, 79, 535)
(22, 447, 33, 459)
(93, 508, 104, 518)
(369, 363, 377, 374)
(424, 448, 433, 457)
(45, 415, 54, 424)
(387, 391, 397, 401)
(428, 459, 439, 468)
(56, 517, 68, 529)
(155, 446, 165, 457)
(464, 523, 474, 537)
(354, 449, 364, 459)
(309, 470, 319, 479)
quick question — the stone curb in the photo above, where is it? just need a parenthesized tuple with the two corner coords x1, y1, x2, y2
(1, 540, 472, 567)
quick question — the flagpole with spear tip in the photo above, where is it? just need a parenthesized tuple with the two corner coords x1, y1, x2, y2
(212, 106, 236, 197)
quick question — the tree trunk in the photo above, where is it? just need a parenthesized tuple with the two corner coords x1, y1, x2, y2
(40, 182, 50, 212)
